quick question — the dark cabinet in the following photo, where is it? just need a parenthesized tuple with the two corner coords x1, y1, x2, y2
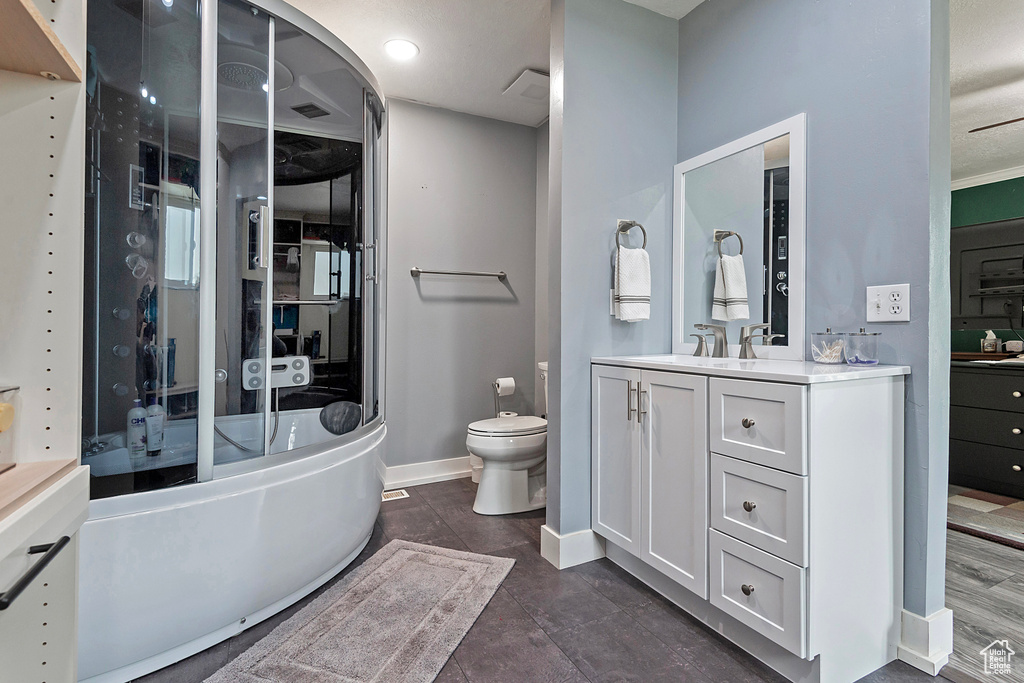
(950, 364, 1024, 498)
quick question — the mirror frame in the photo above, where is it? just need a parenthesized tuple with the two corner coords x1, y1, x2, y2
(672, 113, 806, 360)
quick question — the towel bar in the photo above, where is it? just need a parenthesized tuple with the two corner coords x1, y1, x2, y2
(616, 220, 647, 249)
(714, 230, 744, 256)
(410, 267, 507, 281)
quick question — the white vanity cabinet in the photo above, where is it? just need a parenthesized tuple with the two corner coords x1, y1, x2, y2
(591, 355, 908, 683)
(592, 365, 708, 598)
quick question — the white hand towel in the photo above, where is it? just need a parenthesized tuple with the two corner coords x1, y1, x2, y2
(712, 253, 749, 321)
(614, 245, 650, 322)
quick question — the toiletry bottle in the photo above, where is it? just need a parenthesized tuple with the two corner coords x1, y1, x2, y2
(146, 397, 165, 456)
(127, 399, 147, 463)
(311, 330, 322, 359)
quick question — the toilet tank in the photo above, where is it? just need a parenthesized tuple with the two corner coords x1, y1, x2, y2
(538, 362, 548, 417)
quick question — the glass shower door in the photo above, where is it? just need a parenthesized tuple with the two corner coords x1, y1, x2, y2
(210, 0, 274, 468)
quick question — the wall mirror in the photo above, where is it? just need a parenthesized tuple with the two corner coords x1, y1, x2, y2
(672, 114, 806, 360)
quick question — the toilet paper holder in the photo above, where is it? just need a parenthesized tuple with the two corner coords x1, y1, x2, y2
(492, 377, 516, 418)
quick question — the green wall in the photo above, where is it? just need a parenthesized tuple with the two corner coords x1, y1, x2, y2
(951, 175, 1024, 228)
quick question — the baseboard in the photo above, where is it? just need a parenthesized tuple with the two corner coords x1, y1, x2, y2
(897, 607, 953, 676)
(540, 525, 605, 569)
(384, 456, 472, 489)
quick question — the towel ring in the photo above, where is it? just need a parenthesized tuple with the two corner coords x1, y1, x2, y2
(714, 230, 744, 257)
(616, 220, 647, 249)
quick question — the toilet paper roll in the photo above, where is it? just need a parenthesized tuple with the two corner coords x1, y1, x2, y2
(499, 411, 519, 418)
(494, 377, 516, 397)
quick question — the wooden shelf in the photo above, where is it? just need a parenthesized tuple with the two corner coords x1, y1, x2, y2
(0, 458, 77, 525)
(0, 0, 82, 82)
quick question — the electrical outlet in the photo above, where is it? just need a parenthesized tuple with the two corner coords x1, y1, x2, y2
(867, 284, 910, 322)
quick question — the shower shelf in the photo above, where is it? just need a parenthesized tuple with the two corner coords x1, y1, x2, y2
(0, 0, 82, 82)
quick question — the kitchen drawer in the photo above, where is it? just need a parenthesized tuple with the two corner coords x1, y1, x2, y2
(950, 406, 1024, 449)
(951, 368, 1024, 413)
(949, 439, 1024, 500)
(710, 454, 808, 566)
(709, 529, 806, 658)
(710, 378, 807, 475)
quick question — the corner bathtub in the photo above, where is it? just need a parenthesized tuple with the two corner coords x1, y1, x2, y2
(77, 412, 385, 683)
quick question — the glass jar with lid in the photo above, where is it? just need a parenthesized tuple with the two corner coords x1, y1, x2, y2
(845, 329, 881, 365)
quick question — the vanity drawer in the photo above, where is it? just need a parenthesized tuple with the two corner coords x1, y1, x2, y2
(710, 378, 807, 475)
(710, 455, 807, 566)
(950, 406, 1024, 449)
(709, 529, 806, 658)
(951, 369, 1024, 413)
(949, 439, 1024, 500)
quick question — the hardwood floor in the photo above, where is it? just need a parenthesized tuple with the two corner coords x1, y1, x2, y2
(946, 529, 1024, 681)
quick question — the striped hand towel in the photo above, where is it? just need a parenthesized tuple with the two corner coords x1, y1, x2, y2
(712, 253, 749, 321)
(614, 245, 651, 322)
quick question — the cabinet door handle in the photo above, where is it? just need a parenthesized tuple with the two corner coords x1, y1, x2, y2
(638, 390, 648, 423)
(626, 380, 637, 421)
(1014, 391, 1022, 398)
(1014, 428, 1021, 435)
(742, 501, 756, 512)
(741, 584, 755, 596)
(0, 536, 70, 611)
(1014, 465, 1022, 472)
(741, 418, 755, 429)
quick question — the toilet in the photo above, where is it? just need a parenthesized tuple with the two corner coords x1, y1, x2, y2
(466, 362, 548, 515)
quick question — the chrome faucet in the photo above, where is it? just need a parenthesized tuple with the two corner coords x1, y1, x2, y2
(739, 323, 782, 359)
(694, 324, 728, 358)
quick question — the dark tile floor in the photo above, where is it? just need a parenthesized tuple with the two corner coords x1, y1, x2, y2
(137, 478, 948, 683)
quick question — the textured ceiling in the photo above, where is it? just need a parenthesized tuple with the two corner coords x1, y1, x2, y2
(285, 0, 551, 127)
(951, 0, 1024, 184)
(621, 0, 704, 20)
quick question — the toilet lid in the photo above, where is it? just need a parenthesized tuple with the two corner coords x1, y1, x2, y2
(468, 415, 547, 437)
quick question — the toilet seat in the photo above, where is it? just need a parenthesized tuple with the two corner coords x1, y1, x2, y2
(467, 415, 547, 437)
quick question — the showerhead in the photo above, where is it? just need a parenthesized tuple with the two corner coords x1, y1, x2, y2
(218, 62, 269, 93)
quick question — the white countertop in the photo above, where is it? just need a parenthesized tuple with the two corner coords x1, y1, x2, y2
(591, 354, 911, 384)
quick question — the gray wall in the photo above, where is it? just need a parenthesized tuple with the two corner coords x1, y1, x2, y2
(536, 122, 550, 413)
(548, 0, 679, 533)
(385, 100, 539, 468)
(676, 0, 950, 617)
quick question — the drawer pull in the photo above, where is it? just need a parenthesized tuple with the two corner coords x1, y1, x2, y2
(627, 380, 637, 421)
(1015, 391, 1022, 398)
(1014, 428, 1022, 435)
(0, 536, 70, 611)
(741, 418, 755, 429)
(742, 501, 757, 512)
(741, 583, 755, 596)
(1015, 465, 1022, 472)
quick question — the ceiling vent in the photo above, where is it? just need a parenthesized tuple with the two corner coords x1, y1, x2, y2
(503, 69, 549, 102)
(291, 103, 331, 119)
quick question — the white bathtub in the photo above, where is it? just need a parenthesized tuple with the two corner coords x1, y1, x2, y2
(77, 413, 386, 683)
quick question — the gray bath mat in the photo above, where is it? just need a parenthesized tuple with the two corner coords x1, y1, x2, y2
(205, 540, 514, 682)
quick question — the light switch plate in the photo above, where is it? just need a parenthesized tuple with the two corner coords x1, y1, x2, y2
(866, 284, 910, 322)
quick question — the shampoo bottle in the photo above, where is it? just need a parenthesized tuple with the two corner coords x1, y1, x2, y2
(146, 397, 165, 456)
(127, 399, 147, 463)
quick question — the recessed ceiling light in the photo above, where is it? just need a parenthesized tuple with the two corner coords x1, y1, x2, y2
(384, 39, 419, 61)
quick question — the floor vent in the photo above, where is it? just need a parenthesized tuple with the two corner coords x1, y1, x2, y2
(382, 489, 410, 502)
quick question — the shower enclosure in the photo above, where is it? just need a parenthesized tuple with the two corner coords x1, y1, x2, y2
(78, 0, 385, 679)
